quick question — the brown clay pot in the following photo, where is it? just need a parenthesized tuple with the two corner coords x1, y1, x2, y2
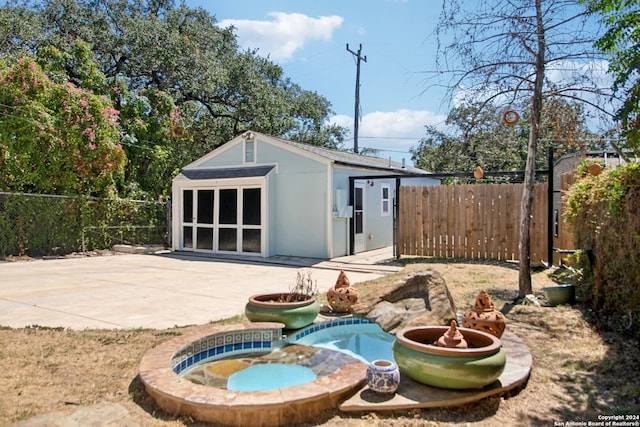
(462, 290, 507, 338)
(326, 270, 358, 313)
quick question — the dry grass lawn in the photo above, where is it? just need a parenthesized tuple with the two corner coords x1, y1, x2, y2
(1, 259, 638, 426)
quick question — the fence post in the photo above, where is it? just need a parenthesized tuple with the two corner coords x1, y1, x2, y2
(394, 177, 401, 259)
(166, 198, 172, 248)
(547, 147, 554, 265)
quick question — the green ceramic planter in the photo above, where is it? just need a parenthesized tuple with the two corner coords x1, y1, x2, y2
(245, 293, 319, 329)
(393, 326, 506, 389)
(543, 284, 575, 306)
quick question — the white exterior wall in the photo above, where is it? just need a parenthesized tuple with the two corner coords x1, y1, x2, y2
(330, 170, 441, 256)
(266, 171, 277, 257)
(362, 177, 395, 251)
(175, 136, 332, 258)
(255, 141, 330, 258)
(332, 168, 397, 255)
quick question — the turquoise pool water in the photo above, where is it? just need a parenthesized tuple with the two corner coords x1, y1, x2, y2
(227, 363, 317, 391)
(181, 320, 396, 391)
(290, 321, 395, 363)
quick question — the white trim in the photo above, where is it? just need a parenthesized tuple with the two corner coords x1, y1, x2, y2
(381, 184, 391, 216)
(172, 175, 269, 257)
(326, 162, 333, 259)
(244, 139, 256, 163)
(353, 181, 366, 253)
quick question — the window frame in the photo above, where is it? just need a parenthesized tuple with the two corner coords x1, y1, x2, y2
(381, 184, 391, 216)
(244, 140, 255, 163)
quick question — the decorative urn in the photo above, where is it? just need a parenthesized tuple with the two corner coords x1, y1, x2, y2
(435, 320, 468, 349)
(326, 270, 358, 313)
(366, 359, 400, 394)
(462, 289, 507, 338)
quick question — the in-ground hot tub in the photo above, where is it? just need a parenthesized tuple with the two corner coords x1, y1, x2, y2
(139, 320, 373, 427)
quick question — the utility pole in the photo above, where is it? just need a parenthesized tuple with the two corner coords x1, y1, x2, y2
(346, 43, 366, 154)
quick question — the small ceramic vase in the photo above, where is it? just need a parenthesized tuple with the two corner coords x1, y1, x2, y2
(366, 359, 400, 394)
(326, 270, 358, 313)
(462, 290, 507, 338)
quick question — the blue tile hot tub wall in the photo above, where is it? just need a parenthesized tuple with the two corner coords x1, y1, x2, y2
(171, 328, 282, 374)
(171, 318, 374, 375)
(290, 317, 373, 342)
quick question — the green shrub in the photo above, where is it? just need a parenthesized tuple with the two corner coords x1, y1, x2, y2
(0, 193, 167, 258)
(564, 162, 640, 338)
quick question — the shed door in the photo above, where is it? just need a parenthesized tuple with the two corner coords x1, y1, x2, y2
(354, 183, 365, 253)
(218, 187, 262, 254)
(181, 189, 215, 250)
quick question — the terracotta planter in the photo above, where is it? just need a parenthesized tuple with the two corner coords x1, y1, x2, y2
(244, 293, 319, 329)
(392, 326, 506, 389)
(366, 359, 400, 394)
(543, 284, 575, 306)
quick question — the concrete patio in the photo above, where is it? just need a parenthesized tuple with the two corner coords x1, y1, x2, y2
(0, 247, 400, 330)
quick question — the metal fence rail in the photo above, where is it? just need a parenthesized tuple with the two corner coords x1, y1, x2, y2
(0, 192, 168, 258)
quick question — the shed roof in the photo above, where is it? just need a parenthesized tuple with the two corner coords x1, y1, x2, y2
(181, 165, 275, 180)
(266, 134, 429, 175)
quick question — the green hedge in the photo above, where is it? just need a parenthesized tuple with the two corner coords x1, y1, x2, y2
(0, 193, 167, 258)
(564, 162, 640, 338)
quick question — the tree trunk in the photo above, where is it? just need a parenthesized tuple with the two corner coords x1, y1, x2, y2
(518, 0, 545, 298)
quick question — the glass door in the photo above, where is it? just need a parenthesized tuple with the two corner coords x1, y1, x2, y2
(218, 187, 262, 254)
(195, 189, 214, 250)
(218, 189, 238, 251)
(354, 183, 365, 253)
(241, 188, 262, 253)
(182, 189, 194, 249)
(182, 189, 215, 250)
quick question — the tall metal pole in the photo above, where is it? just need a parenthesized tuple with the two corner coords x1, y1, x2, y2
(346, 43, 366, 154)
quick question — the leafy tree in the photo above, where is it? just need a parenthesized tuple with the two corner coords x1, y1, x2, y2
(412, 103, 527, 175)
(1, 0, 344, 146)
(0, 0, 346, 198)
(412, 99, 603, 176)
(0, 1, 40, 57)
(433, 0, 616, 297)
(32, 35, 191, 198)
(583, 0, 640, 153)
(0, 58, 125, 196)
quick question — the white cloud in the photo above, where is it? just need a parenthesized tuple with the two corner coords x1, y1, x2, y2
(452, 59, 618, 122)
(331, 109, 448, 164)
(546, 59, 611, 86)
(219, 12, 343, 63)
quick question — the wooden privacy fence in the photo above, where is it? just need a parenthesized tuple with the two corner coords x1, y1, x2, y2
(398, 183, 548, 263)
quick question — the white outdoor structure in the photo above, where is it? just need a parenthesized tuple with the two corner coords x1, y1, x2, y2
(171, 131, 438, 258)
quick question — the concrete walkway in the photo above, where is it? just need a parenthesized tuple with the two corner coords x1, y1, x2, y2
(0, 247, 401, 330)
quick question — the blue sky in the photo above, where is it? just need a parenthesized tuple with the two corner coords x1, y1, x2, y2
(184, 1, 615, 165)
(186, 0, 448, 164)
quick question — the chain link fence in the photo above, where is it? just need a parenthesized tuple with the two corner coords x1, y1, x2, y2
(0, 192, 168, 258)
